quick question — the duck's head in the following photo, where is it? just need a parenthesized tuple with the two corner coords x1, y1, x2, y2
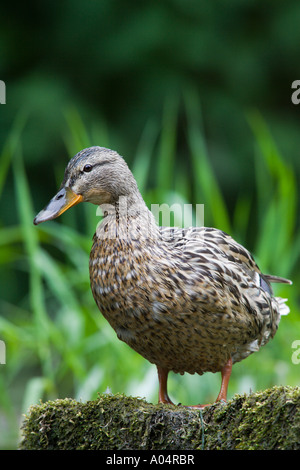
(33, 146, 139, 225)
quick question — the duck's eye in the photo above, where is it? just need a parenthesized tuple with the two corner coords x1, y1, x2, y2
(83, 164, 93, 173)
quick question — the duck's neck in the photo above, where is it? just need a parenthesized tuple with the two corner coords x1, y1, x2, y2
(95, 193, 160, 242)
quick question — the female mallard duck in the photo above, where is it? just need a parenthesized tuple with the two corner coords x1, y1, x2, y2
(34, 146, 292, 407)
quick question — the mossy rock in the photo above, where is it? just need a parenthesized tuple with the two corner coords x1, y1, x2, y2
(20, 385, 300, 450)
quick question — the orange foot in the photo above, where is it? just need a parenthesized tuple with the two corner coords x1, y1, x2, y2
(157, 358, 232, 408)
(157, 366, 175, 405)
(185, 358, 232, 408)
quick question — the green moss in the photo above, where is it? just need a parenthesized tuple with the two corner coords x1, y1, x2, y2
(20, 386, 300, 450)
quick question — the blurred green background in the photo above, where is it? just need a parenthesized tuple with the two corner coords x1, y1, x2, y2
(0, 0, 300, 449)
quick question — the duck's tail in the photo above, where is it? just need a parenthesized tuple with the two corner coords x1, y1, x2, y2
(264, 274, 292, 317)
(274, 296, 290, 316)
(264, 274, 292, 285)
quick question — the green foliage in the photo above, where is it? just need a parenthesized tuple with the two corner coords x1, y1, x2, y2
(0, 101, 299, 449)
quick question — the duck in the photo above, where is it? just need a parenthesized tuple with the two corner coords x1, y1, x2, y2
(33, 146, 292, 407)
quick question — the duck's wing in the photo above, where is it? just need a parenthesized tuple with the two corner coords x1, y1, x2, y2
(157, 225, 291, 363)
(159, 225, 291, 300)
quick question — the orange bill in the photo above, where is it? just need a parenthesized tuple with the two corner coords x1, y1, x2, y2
(33, 187, 83, 225)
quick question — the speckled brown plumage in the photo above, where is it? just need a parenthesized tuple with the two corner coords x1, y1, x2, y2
(34, 146, 292, 407)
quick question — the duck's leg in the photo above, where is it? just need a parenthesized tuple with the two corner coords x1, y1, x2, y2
(157, 366, 174, 405)
(187, 357, 233, 409)
(215, 357, 232, 403)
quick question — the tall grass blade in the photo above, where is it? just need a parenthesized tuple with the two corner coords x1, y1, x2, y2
(157, 94, 179, 191)
(0, 110, 27, 198)
(184, 89, 231, 233)
(12, 146, 54, 382)
(63, 106, 92, 156)
(248, 110, 297, 276)
(132, 118, 159, 191)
